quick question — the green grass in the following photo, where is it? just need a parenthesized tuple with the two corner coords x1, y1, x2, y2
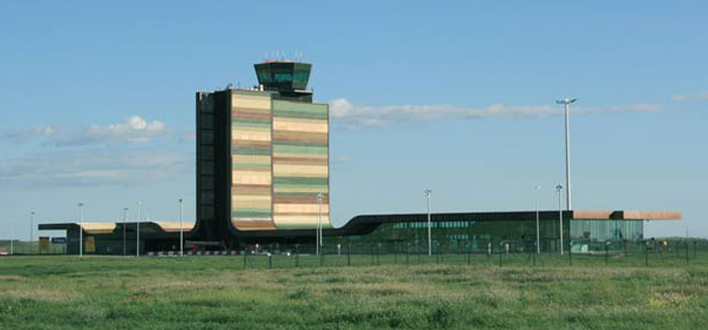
(1, 255, 707, 329)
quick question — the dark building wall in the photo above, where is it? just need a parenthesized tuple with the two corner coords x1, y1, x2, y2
(196, 91, 233, 242)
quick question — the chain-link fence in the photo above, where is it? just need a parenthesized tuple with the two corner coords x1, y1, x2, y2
(233, 239, 708, 269)
(2, 238, 706, 270)
(0, 240, 67, 255)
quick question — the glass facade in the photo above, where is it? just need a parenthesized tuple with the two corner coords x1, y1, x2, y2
(327, 219, 644, 254)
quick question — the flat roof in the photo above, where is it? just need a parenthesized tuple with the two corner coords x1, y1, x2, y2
(39, 221, 195, 235)
(38, 210, 680, 238)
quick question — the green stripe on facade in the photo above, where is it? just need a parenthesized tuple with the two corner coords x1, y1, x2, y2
(274, 184, 328, 190)
(233, 163, 271, 169)
(273, 192, 328, 197)
(273, 144, 327, 155)
(232, 121, 271, 129)
(273, 141, 327, 147)
(233, 210, 272, 218)
(273, 177, 329, 185)
(273, 101, 327, 114)
(273, 110, 327, 120)
(233, 148, 272, 156)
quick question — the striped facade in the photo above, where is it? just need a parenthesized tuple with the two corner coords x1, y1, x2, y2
(231, 92, 275, 230)
(230, 91, 330, 231)
(272, 100, 330, 229)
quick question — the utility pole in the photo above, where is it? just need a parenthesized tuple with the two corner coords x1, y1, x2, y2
(316, 193, 324, 255)
(535, 186, 541, 254)
(179, 199, 184, 257)
(556, 184, 564, 255)
(123, 207, 128, 255)
(556, 98, 576, 210)
(78, 202, 84, 257)
(425, 189, 432, 256)
(137, 201, 142, 257)
(30, 211, 35, 254)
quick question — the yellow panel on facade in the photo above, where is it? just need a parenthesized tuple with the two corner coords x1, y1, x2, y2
(233, 171, 272, 185)
(273, 164, 329, 177)
(273, 119, 328, 133)
(233, 199, 271, 209)
(274, 204, 330, 214)
(233, 155, 272, 164)
(85, 236, 96, 253)
(271, 152, 328, 160)
(274, 187, 329, 193)
(232, 194, 271, 202)
(232, 130, 272, 142)
(232, 96, 271, 110)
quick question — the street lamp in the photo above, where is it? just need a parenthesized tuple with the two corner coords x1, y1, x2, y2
(535, 186, 541, 254)
(78, 202, 84, 257)
(137, 200, 142, 257)
(424, 189, 432, 256)
(555, 98, 576, 211)
(316, 193, 324, 255)
(555, 184, 564, 255)
(179, 198, 184, 257)
(123, 207, 128, 255)
(30, 211, 35, 254)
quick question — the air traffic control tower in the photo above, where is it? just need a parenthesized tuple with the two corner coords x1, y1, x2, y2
(195, 61, 330, 243)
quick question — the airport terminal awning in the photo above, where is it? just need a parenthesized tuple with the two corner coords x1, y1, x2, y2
(39, 221, 195, 235)
(38, 210, 680, 239)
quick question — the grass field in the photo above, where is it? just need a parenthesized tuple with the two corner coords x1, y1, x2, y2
(1, 255, 707, 330)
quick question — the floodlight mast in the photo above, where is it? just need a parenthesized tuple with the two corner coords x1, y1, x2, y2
(555, 184, 564, 255)
(535, 186, 541, 254)
(179, 199, 184, 257)
(30, 211, 35, 254)
(316, 193, 324, 255)
(555, 98, 576, 211)
(137, 201, 142, 257)
(123, 207, 128, 255)
(78, 202, 84, 257)
(424, 189, 432, 256)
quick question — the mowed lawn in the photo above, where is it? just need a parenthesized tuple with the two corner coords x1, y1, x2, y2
(1, 256, 707, 330)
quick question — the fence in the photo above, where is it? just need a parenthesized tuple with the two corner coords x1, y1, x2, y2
(0, 240, 67, 255)
(226, 239, 708, 269)
(2, 239, 706, 270)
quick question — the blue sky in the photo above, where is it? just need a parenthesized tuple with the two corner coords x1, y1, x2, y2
(1, 1, 706, 240)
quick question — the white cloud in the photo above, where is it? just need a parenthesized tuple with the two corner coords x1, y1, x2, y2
(1, 124, 60, 141)
(2, 116, 169, 146)
(54, 115, 167, 146)
(329, 98, 662, 129)
(85, 115, 166, 143)
(0, 150, 192, 188)
(672, 92, 708, 102)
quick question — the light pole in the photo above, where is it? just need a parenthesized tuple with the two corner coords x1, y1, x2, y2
(535, 186, 541, 254)
(179, 198, 184, 257)
(30, 211, 35, 254)
(123, 207, 128, 255)
(137, 200, 142, 257)
(556, 98, 576, 211)
(316, 193, 323, 255)
(78, 202, 84, 257)
(556, 184, 564, 255)
(424, 189, 432, 256)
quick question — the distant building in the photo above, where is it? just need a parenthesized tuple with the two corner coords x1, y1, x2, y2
(39, 61, 682, 255)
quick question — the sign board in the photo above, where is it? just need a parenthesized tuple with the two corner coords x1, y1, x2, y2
(85, 236, 96, 253)
(39, 237, 50, 253)
(51, 237, 67, 244)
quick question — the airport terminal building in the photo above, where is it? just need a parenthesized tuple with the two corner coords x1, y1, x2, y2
(39, 61, 681, 255)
